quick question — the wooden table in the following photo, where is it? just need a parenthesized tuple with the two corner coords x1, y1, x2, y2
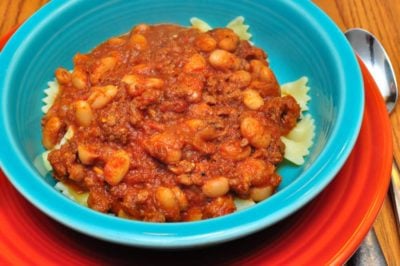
(0, 0, 399, 264)
(315, 1, 400, 264)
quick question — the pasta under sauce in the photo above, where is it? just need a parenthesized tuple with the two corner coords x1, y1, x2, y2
(42, 24, 300, 222)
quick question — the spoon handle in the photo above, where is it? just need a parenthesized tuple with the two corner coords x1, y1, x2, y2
(350, 160, 400, 265)
(347, 229, 387, 266)
(390, 160, 400, 233)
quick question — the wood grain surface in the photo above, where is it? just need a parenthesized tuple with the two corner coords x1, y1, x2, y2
(0, 0, 399, 264)
(315, 2, 400, 264)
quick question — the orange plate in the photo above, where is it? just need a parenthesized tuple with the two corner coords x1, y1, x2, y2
(0, 33, 392, 265)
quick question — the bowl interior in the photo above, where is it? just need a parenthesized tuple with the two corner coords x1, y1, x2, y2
(0, 0, 363, 247)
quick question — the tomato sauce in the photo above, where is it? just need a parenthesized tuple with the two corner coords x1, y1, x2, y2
(42, 24, 300, 222)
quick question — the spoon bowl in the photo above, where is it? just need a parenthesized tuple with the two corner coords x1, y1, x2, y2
(345, 28, 400, 230)
(345, 28, 398, 113)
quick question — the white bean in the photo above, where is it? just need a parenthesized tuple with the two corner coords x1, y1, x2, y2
(91, 56, 118, 84)
(172, 187, 188, 210)
(88, 85, 118, 109)
(143, 77, 164, 90)
(104, 150, 130, 185)
(155, 186, 179, 210)
(108, 37, 126, 46)
(71, 68, 87, 89)
(77, 145, 98, 165)
(243, 89, 264, 110)
(213, 28, 239, 52)
(184, 54, 207, 73)
(55, 68, 71, 85)
(132, 24, 150, 34)
(144, 132, 182, 164)
(209, 49, 239, 70)
(229, 70, 252, 88)
(74, 100, 93, 126)
(240, 117, 263, 140)
(195, 34, 217, 52)
(259, 65, 275, 82)
(250, 186, 274, 202)
(129, 34, 148, 50)
(202, 177, 229, 198)
(42, 116, 64, 149)
(240, 117, 271, 148)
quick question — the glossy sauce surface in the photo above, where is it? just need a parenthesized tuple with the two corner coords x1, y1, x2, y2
(42, 24, 300, 222)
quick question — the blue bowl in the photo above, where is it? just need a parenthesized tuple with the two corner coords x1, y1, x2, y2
(0, 0, 363, 248)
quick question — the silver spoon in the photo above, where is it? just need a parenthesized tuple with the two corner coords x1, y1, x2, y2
(345, 28, 400, 265)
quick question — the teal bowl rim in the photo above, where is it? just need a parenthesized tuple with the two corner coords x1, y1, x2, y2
(0, 0, 364, 248)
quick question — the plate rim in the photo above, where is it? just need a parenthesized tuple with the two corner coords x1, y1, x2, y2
(0, 0, 366, 249)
